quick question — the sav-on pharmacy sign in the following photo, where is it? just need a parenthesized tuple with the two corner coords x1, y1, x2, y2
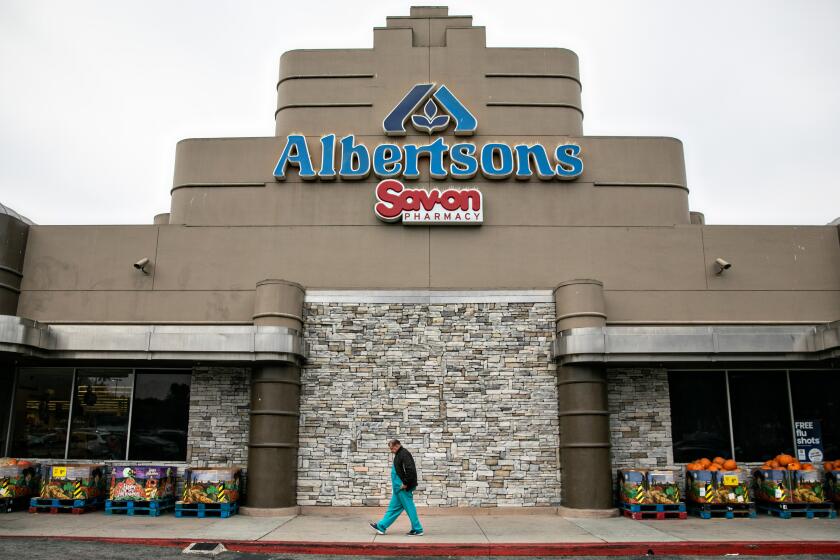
(272, 83, 583, 225)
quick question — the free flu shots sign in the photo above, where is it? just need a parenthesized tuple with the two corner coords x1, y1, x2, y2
(794, 419, 823, 463)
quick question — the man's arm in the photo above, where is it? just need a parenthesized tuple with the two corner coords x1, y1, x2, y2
(400, 450, 418, 489)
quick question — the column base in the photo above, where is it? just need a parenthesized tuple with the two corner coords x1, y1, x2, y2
(557, 505, 619, 519)
(239, 506, 301, 517)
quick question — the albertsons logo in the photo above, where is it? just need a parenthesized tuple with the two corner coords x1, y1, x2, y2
(383, 83, 477, 136)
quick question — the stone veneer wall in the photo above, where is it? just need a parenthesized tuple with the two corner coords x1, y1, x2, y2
(298, 302, 561, 507)
(186, 367, 250, 467)
(607, 367, 677, 477)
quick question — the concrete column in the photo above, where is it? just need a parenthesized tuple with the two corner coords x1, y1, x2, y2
(246, 279, 304, 511)
(0, 210, 30, 316)
(553, 279, 615, 515)
(248, 364, 301, 508)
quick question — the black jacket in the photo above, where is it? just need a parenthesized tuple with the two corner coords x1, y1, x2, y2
(393, 446, 418, 490)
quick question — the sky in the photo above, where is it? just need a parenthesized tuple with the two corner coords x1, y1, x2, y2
(0, 0, 838, 226)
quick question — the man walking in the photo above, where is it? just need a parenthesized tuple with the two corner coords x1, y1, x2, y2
(369, 439, 424, 536)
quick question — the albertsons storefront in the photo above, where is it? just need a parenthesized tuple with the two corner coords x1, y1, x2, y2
(0, 6, 838, 515)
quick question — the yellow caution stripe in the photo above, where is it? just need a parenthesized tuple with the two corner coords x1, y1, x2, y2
(72, 480, 84, 500)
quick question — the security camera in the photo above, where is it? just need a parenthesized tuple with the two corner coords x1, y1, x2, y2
(714, 258, 731, 274)
(133, 257, 150, 274)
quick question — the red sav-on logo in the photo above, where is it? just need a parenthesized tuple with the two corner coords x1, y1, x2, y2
(374, 179, 483, 225)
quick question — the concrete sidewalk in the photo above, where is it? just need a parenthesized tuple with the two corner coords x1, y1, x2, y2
(0, 510, 838, 550)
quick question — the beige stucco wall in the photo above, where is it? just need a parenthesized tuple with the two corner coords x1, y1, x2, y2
(11, 7, 840, 325)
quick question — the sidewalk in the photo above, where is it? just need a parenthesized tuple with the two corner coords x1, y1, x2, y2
(0, 510, 838, 556)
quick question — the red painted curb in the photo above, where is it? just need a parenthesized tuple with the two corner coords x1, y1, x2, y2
(2, 535, 840, 556)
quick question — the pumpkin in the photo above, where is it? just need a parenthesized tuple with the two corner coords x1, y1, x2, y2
(769, 460, 781, 468)
(787, 462, 801, 470)
(713, 457, 725, 466)
(686, 463, 700, 471)
(777, 454, 795, 467)
(708, 464, 721, 471)
(801, 463, 814, 471)
(824, 462, 834, 471)
(722, 459, 738, 471)
(698, 458, 712, 468)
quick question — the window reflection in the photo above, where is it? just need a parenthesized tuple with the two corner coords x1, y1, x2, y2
(668, 371, 731, 462)
(791, 370, 840, 459)
(10, 368, 74, 458)
(0, 365, 13, 454)
(129, 371, 191, 461)
(67, 370, 133, 460)
(729, 370, 794, 462)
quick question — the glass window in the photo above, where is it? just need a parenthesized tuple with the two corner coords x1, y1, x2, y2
(0, 364, 14, 455)
(729, 370, 794, 462)
(668, 371, 732, 462)
(9, 368, 74, 458)
(68, 369, 133, 460)
(128, 370, 191, 461)
(790, 370, 840, 460)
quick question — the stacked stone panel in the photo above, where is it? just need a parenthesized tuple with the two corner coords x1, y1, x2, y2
(298, 302, 561, 507)
(607, 367, 677, 476)
(187, 367, 250, 467)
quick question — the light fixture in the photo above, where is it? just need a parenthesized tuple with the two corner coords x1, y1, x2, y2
(133, 257, 151, 274)
(714, 258, 732, 275)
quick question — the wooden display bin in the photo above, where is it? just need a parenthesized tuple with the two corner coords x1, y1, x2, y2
(40, 464, 106, 500)
(109, 465, 177, 501)
(0, 460, 41, 499)
(180, 467, 241, 504)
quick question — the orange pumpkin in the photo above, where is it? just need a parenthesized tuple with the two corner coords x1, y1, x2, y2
(787, 462, 801, 470)
(777, 454, 795, 467)
(698, 458, 712, 468)
(722, 459, 738, 471)
(686, 463, 700, 471)
(834, 460, 840, 468)
(708, 464, 721, 471)
(801, 463, 814, 471)
(713, 457, 725, 466)
(769, 460, 781, 468)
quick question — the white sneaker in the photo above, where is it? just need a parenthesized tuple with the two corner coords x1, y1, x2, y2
(369, 522, 385, 535)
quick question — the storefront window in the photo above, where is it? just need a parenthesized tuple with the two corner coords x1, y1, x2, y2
(6, 367, 191, 461)
(9, 368, 74, 458)
(728, 371, 794, 461)
(668, 369, 833, 463)
(0, 365, 14, 455)
(67, 370, 133, 460)
(790, 370, 840, 459)
(668, 371, 731, 462)
(129, 370, 191, 461)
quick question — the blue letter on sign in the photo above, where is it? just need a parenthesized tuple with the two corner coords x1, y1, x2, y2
(373, 144, 403, 178)
(554, 144, 584, 180)
(274, 135, 315, 180)
(339, 135, 371, 180)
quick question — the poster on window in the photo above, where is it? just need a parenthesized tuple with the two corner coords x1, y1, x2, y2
(794, 419, 823, 463)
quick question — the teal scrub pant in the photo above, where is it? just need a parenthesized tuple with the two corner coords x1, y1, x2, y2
(376, 488, 423, 532)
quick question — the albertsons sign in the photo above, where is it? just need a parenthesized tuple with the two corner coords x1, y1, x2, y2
(273, 83, 583, 225)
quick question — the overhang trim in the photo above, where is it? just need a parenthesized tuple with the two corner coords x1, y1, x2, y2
(0, 315, 307, 363)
